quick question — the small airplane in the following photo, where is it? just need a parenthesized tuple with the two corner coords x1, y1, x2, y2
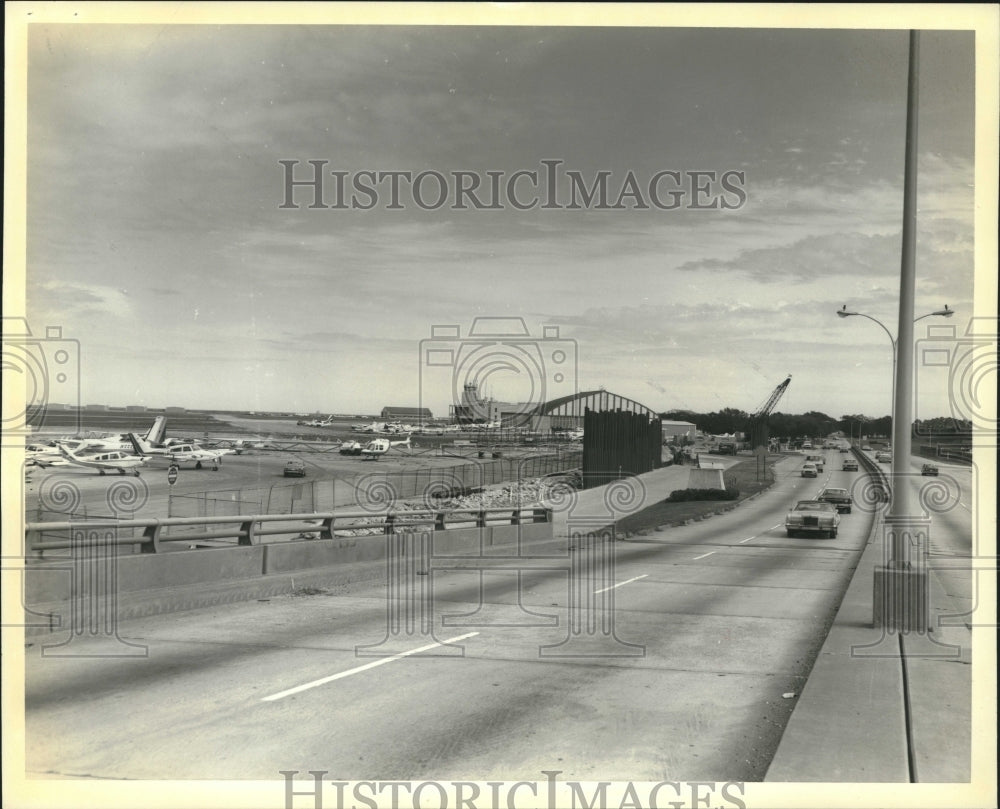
(57, 444, 147, 476)
(360, 436, 411, 460)
(127, 433, 231, 470)
(48, 416, 169, 455)
(352, 421, 387, 434)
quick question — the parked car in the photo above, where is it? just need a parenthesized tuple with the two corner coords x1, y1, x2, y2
(283, 459, 307, 477)
(842, 458, 859, 471)
(818, 487, 853, 513)
(921, 463, 939, 476)
(785, 500, 841, 538)
(801, 462, 818, 478)
(801, 442, 813, 449)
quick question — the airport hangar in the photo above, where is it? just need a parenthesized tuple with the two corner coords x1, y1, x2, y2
(452, 389, 666, 433)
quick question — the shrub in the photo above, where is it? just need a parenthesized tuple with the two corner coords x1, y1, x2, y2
(666, 487, 740, 502)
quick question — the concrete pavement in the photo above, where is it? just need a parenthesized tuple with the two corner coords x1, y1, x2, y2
(765, 501, 975, 783)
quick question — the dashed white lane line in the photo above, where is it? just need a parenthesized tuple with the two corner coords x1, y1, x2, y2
(692, 551, 716, 561)
(739, 523, 784, 543)
(594, 574, 648, 594)
(261, 632, 480, 702)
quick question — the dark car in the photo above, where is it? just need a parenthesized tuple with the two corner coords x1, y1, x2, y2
(921, 463, 939, 476)
(283, 459, 307, 477)
(817, 487, 852, 513)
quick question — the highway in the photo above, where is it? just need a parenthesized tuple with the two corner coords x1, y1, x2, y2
(22, 449, 973, 783)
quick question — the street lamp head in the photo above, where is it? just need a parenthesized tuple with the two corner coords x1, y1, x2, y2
(934, 305, 954, 318)
(837, 305, 857, 318)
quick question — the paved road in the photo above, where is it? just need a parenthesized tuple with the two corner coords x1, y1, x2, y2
(24, 449, 897, 783)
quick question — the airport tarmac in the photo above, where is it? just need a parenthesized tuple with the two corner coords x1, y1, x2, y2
(23, 437, 581, 526)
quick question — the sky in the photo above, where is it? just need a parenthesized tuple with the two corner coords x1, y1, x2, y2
(18, 9, 989, 422)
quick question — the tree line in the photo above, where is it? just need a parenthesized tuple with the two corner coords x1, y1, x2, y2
(662, 409, 971, 440)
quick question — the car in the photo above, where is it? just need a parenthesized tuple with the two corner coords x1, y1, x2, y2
(801, 442, 813, 449)
(839, 447, 849, 453)
(842, 458, 859, 471)
(818, 487, 853, 513)
(801, 462, 818, 478)
(876, 451, 892, 464)
(785, 500, 841, 538)
(921, 463, 939, 476)
(862, 445, 873, 451)
(283, 459, 307, 477)
(806, 454, 825, 471)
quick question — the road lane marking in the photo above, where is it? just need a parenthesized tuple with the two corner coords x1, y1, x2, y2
(594, 574, 648, 594)
(260, 632, 479, 701)
(691, 552, 716, 561)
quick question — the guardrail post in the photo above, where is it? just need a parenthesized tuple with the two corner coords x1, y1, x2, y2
(42, 525, 147, 658)
(434, 512, 447, 532)
(510, 509, 520, 525)
(476, 510, 487, 528)
(238, 520, 258, 546)
(26, 528, 43, 559)
(320, 516, 335, 540)
(384, 514, 396, 536)
(140, 523, 162, 554)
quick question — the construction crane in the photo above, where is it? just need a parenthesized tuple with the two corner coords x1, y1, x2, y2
(747, 375, 792, 450)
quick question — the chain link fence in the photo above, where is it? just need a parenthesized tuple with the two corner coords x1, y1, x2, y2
(168, 451, 581, 518)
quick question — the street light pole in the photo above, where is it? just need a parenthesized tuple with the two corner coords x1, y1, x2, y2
(836, 304, 952, 439)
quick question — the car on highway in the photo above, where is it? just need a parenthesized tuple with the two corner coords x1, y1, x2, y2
(839, 447, 849, 453)
(801, 441, 813, 449)
(817, 487, 852, 513)
(801, 462, 818, 478)
(283, 459, 307, 477)
(876, 451, 892, 463)
(842, 458, 859, 471)
(921, 463, 939, 476)
(806, 454, 825, 471)
(785, 500, 840, 538)
(862, 445, 873, 451)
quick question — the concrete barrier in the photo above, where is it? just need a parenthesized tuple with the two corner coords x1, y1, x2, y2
(23, 520, 556, 628)
(687, 468, 725, 489)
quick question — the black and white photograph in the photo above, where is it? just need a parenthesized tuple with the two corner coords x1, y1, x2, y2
(3, 3, 996, 808)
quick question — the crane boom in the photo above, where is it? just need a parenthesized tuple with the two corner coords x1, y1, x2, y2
(748, 375, 792, 449)
(754, 375, 792, 418)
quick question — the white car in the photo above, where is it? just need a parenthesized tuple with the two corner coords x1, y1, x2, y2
(801, 462, 818, 478)
(785, 500, 841, 538)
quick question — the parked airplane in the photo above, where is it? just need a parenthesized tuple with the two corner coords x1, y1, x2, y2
(352, 421, 387, 434)
(25, 443, 72, 467)
(128, 434, 231, 470)
(360, 437, 411, 460)
(39, 416, 168, 455)
(57, 444, 146, 476)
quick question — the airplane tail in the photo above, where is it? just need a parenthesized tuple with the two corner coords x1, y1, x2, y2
(56, 443, 78, 460)
(127, 433, 150, 457)
(144, 416, 167, 446)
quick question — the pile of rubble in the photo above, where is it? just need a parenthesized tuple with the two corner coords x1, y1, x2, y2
(323, 474, 577, 537)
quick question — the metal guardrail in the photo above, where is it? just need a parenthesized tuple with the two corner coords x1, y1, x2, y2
(25, 506, 552, 557)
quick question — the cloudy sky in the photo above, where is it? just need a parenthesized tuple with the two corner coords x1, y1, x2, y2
(20, 8, 988, 421)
